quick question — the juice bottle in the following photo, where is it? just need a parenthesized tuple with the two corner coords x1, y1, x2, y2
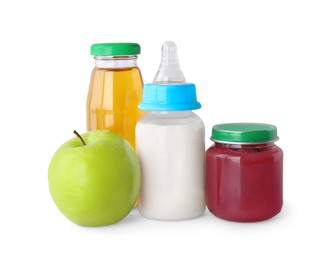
(87, 43, 144, 149)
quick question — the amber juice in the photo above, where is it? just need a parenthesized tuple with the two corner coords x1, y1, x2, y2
(87, 57, 144, 149)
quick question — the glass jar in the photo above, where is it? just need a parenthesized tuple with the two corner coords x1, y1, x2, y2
(206, 123, 283, 222)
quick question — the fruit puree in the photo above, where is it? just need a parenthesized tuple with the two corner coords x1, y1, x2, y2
(206, 123, 283, 222)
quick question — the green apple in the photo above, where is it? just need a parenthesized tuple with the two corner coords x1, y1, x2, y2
(48, 130, 141, 226)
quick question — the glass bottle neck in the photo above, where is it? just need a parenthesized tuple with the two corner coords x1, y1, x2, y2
(94, 56, 138, 68)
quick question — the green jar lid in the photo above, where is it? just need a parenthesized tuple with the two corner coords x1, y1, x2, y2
(90, 43, 141, 56)
(211, 123, 279, 144)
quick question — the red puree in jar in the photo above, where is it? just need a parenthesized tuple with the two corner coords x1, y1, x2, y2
(206, 123, 283, 222)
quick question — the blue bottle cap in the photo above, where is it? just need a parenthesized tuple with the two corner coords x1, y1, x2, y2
(138, 83, 202, 111)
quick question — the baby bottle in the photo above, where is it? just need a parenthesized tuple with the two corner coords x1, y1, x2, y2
(136, 41, 206, 220)
(87, 43, 144, 149)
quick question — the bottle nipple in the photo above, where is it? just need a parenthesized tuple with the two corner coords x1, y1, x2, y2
(153, 41, 186, 84)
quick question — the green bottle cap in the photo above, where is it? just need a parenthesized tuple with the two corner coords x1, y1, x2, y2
(211, 123, 279, 144)
(90, 43, 141, 56)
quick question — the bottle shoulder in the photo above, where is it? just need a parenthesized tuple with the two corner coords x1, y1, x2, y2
(92, 66, 141, 73)
(138, 111, 204, 126)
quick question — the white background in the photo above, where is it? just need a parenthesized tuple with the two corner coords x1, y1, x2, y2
(1, 0, 331, 259)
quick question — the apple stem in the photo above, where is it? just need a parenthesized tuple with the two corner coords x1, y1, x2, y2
(73, 130, 86, 146)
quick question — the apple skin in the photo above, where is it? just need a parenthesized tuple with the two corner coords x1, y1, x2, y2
(48, 130, 141, 226)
